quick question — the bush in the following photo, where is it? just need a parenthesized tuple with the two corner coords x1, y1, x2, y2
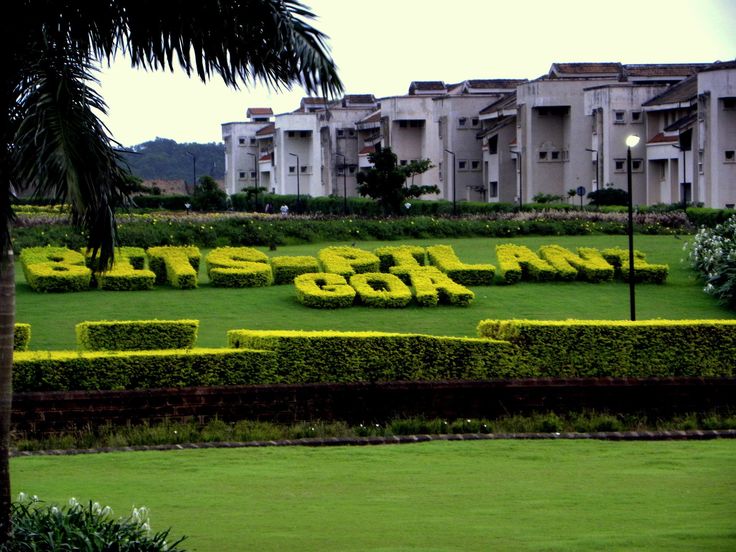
(13, 323, 31, 351)
(191, 175, 227, 212)
(373, 245, 426, 272)
(318, 246, 380, 277)
(270, 255, 320, 285)
(132, 194, 192, 210)
(601, 247, 669, 283)
(293, 273, 356, 308)
(146, 246, 200, 289)
(12, 348, 276, 391)
(5, 495, 186, 552)
(688, 214, 736, 306)
(19, 246, 92, 292)
(495, 244, 556, 283)
(426, 244, 495, 285)
(538, 245, 614, 283)
(477, 319, 736, 378)
(85, 247, 155, 291)
(227, 329, 514, 383)
(407, 267, 474, 307)
(686, 207, 736, 227)
(349, 273, 413, 308)
(205, 246, 272, 287)
(587, 188, 629, 206)
(76, 320, 199, 351)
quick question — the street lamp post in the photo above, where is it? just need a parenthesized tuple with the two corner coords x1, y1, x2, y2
(289, 152, 300, 213)
(186, 151, 197, 194)
(585, 148, 599, 191)
(247, 152, 260, 212)
(444, 149, 456, 215)
(335, 152, 347, 215)
(625, 134, 640, 321)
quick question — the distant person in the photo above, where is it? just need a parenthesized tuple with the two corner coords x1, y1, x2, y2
(280, 204, 289, 217)
(264, 202, 273, 214)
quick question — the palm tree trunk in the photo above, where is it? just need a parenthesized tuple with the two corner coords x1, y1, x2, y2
(0, 248, 14, 542)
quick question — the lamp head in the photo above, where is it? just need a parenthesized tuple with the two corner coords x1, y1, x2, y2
(625, 135, 640, 148)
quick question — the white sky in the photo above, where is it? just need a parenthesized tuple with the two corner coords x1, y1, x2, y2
(96, 0, 736, 147)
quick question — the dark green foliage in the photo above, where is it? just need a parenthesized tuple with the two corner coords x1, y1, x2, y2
(477, 319, 736, 378)
(122, 137, 225, 181)
(12, 325, 30, 352)
(191, 176, 227, 212)
(356, 147, 438, 215)
(228, 329, 515, 383)
(686, 207, 736, 227)
(587, 188, 629, 206)
(132, 194, 192, 210)
(3, 496, 186, 551)
(76, 320, 199, 351)
(12, 348, 277, 391)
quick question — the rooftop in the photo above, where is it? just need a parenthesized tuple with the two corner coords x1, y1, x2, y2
(642, 75, 697, 107)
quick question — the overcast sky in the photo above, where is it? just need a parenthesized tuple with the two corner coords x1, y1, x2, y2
(95, 0, 736, 147)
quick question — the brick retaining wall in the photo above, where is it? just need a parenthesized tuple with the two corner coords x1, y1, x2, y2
(12, 377, 736, 437)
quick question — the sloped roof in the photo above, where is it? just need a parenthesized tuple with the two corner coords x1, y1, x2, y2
(480, 92, 517, 115)
(642, 75, 697, 107)
(356, 110, 381, 125)
(647, 132, 678, 145)
(247, 107, 273, 117)
(624, 63, 707, 78)
(255, 123, 275, 137)
(664, 113, 697, 133)
(465, 79, 527, 90)
(342, 94, 377, 106)
(359, 145, 378, 155)
(408, 81, 446, 95)
(549, 62, 623, 78)
(699, 59, 736, 73)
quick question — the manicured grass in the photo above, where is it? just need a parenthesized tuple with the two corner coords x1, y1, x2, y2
(15, 235, 735, 350)
(12, 440, 736, 551)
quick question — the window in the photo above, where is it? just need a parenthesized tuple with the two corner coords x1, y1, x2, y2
(289, 166, 296, 173)
(699, 150, 704, 174)
(458, 117, 467, 128)
(489, 181, 498, 198)
(300, 131, 308, 138)
(614, 111, 625, 124)
(631, 111, 642, 123)
(471, 117, 480, 128)
(550, 151, 560, 161)
(632, 159, 643, 172)
(615, 159, 625, 172)
(438, 162, 443, 181)
(539, 151, 548, 161)
(458, 160, 468, 171)
(300, 165, 310, 174)
(250, 171, 257, 179)
(726, 150, 735, 163)
(399, 121, 407, 128)
(238, 137, 246, 145)
(348, 129, 356, 137)
(723, 98, 736, 110)
(487, 136, 498, 155)
(471, 160, 481, 171)
(400, 159, 408, 166)
(238, 171, 246, 179)
(288, 131, 295, 138)
(337, 165, 345, 175)
(337, 129, 344, 137)
(349, 166, 356, 174)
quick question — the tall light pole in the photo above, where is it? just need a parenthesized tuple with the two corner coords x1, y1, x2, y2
(289, 152, 300, 213)
(444, 149, 456, 215)
(586, 148, 599, 191)
(625, 134, 640, 321)
(247, 152, 259, 211)
(335, 152, 348, 215)
(186, 151, 197, 194)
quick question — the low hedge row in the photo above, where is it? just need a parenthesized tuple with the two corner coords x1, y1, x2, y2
(477, 319, 736, 377)
(76, 320, 199, 351)
(147, 246, 200, 289)
(426, 245, 495, 286)
(205, 246, 273, 287)
(12, 348, 276, 392)
(227, 329, 515, 383)
(538, 245, 614, 283)
(601, 248, 669, 283)
(270, 255, 320, 285)
(13, 324, 31, 351)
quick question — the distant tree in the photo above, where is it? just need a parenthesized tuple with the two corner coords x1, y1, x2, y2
(587, 188, 629, 206)
(192, 176, 228, 211)
(356, 147, 438, 215)
(123, 138, 225, 181)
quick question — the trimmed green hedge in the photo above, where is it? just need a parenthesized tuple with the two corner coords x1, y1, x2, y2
(318, 246, 380, 277)
(20, 246, 92, 292)
(12, 348, 276, 392)
(270, 255, 320, 285)
(538, 245, 614, 283)
(427, 244, 495, 285)
(477, 319, 736, 378)
(146, 246, 200, 289)
(76, 320, 199, 351)
(14, 324, 31, 351)
(408, 267, 475, 306)
(495, 244, 556, 283)
(349, 273, 413, 308)
(227, 329, 515, 383)
(205, 246, 273, 288)
(294, 273, 356, 308)
(601, 247, 669, 283)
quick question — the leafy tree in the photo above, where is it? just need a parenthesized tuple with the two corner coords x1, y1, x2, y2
(356, 147, 438, 215)
(587, 188, 629, 206)
(122, 138, 226, 182)
(0, 0, 342, 542)
(192, 175, 228, 211)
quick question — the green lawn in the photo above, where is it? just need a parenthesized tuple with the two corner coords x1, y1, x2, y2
(15, 235, 735, 349)
(12, 440, 736, 551)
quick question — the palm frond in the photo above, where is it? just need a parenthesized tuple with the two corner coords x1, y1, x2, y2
(12, 35, 131, 268)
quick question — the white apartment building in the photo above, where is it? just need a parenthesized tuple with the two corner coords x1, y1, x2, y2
(222, 60, 734, 209)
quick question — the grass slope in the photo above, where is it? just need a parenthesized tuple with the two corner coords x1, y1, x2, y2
(12, 440, 736, 551)
(15, 235, 734, 350)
